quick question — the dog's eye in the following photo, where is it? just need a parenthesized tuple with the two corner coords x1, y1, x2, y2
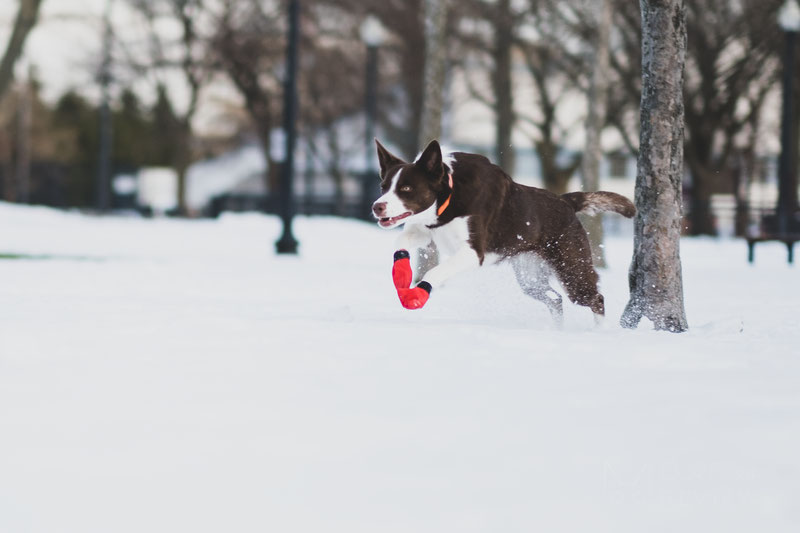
(399, 185, 412, 192)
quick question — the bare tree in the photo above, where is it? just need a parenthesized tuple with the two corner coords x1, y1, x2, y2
(456, 0, 518, 174)
(621, 0, 688, 332)
(682, 0, 781, 235)
(516, 37, 581, 194)
(322, 0, 427, 159)
(463, 0, 583, 194)
(418, 0, 448, 146)
(492, 0, 515, 174)
(596, 0, 781, 236)
(212, 0, 285, 193)
(127, 0, 211, 214)
(0, 0, 43, 101)
(533, 1, 642, 161)
(416, 0, 450, 281)
(579, 0, 612, 268)
(299, 11, 364, 215)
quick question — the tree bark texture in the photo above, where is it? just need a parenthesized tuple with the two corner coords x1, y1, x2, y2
(418, 0, 448, 146)
(0, 0, 43, 102)
(621, 0, 688, 333)
(581, 0, 613, 268)
(416, 0, 449, 281)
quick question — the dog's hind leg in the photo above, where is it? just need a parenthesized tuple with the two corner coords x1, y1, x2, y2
(547, 221, 605, 320)
(511, 254, 564, 327)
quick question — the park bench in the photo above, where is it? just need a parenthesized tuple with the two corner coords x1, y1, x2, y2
(745, 212, 800, 264)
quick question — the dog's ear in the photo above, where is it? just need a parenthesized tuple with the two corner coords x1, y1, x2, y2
(416, 139, 443, 177)
(375, 139, 404, 177)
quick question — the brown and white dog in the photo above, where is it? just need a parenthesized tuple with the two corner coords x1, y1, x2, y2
(372, 139, 635, 324)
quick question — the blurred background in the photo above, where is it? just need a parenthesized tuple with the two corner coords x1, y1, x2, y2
(0, 0, 795, 237)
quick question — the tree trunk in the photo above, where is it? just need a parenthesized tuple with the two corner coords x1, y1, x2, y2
(581, 0, 613, 268)
(686, 161, 715, 235)
(15, 73, 31, 203)
(621, 0, 688, 333)
(0, 129, 14, 201)
(418, 0, 448, 146)
(732, 151, 749, 237)
(416, 0, 449, 280)
(399, 5, 426, 160)
(537, 139, 580, 195)
(493, 0, 515, 174)
(174, 121, 193, 215)
(0, 0, 43, 101)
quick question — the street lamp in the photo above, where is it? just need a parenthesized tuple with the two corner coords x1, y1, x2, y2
(276, 0, 300, 254)
(360, 15, 386, 219)
(777, 0, 800, 234)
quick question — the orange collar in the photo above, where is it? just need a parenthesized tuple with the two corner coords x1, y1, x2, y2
(437, 172, 454, 216)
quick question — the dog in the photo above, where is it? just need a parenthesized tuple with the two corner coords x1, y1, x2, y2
(372, 139, 635, 324)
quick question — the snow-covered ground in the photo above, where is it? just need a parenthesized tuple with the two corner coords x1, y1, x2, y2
(1, 201, 798, 533)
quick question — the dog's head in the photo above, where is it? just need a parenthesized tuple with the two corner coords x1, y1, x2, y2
(372, 139, 448, 229)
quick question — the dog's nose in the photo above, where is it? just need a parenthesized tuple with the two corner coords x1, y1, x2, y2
(373, 201, 387, 217)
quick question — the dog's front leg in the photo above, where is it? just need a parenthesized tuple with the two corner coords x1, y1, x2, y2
(420, 245, 481, 288)
(396, 245, 481, 310)
(391, 224, 432, 291)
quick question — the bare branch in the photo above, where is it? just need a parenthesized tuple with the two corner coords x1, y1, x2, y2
(0, 0, 44, 100)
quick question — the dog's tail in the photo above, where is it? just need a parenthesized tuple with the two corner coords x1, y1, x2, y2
(561, 191, 635, 218)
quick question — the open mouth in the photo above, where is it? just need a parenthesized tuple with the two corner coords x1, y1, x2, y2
(378, 212, 412, 227)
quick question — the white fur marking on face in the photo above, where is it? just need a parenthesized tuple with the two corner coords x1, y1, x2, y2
(403, 202, 438, 227)
(375, 168, 408, 221)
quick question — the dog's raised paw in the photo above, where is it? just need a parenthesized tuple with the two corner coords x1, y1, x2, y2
(397, 282, 431, 310)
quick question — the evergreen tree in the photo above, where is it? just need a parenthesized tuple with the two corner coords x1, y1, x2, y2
(51, 91, 98, 206)
(150, 84, 182, 167)
(113, 89, 152, 169)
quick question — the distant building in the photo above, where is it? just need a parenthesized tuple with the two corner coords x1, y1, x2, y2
(184, 140, 370, 218)
(183, 143, 267, 215)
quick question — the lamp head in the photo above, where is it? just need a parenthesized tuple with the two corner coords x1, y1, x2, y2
(779, 0, 800, 32)
(360, 15, 386, 47)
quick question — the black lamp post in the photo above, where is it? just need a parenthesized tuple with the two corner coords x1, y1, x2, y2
(276, 0, 300, 254)
(777, 0, 800, 235)
(360, 15, 385, 219)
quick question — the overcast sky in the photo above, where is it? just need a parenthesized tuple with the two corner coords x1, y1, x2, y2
(1, 0, 240, 134)
(2, 1, 121, 101)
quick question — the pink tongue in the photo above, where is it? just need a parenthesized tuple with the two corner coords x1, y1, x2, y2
(382, 213, 410, 225)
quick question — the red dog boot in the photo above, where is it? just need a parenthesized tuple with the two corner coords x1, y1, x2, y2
(397, 282, 432, 310)
(392, 250, 413, 290)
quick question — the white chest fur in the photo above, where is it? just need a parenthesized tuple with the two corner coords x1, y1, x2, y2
(397, 216, 471, 257)
(429, 216, 471, 256)
(395, 216, 483, 289)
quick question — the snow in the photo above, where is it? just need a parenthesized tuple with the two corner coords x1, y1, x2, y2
(1, 201, 798, 532)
